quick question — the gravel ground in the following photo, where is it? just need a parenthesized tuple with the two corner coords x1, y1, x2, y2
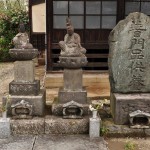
(0, 63, 14, 104)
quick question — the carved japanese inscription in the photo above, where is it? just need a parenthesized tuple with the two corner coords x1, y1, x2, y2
(109, 12, 150, 93)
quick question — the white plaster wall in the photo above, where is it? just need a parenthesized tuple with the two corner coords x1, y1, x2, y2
(32, 3, 46, 33)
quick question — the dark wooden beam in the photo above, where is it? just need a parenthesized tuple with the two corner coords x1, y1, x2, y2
(46, 0, 53, 71)
(31, 0, 45, 6)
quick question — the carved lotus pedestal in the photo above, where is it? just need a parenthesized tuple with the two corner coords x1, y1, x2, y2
(50, 56, 90, 134)
(3, 49, 45, 119)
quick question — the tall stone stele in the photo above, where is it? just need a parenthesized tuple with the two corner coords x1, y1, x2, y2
(3, 23, 45, 119)
(52, 18, 89, 119)
(109, 12, 150, 126)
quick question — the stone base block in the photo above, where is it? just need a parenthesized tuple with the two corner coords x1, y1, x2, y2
(111, 93, 150, 125)
(58, 87, 87, 104)
(10, 117, 45, 135)
(89, 117, 101, 138)
(45, 115, 89, 134)
(9, 80, 40, 96)
(52, 98, 90, 116)
(3, 89, 46, 116)
(0, 118, 10, 139)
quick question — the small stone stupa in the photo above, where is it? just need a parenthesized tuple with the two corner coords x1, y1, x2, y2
(3, 23, 45, 119)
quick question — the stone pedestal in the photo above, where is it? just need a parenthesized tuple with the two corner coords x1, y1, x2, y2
(111, 93, 150, 125)
(3, 48, 45, 118)
(0, 118, 10, 139)
(89, 117, 101, 138)
(52, 57, 89, 118)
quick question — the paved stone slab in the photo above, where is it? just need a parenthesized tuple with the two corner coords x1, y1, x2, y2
(0, 135, 35, 150)
(109, 12, 150, 93)
(33, 135, 108, 150)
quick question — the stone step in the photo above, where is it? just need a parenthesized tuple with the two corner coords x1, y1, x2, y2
(45, 73, 109, 88)
(45, 73, 110, 99)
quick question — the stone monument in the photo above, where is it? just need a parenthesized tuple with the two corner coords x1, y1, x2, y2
(109, 12, 150, 127)
(3, 23, 45, 119)
(49, 18, 89, 133)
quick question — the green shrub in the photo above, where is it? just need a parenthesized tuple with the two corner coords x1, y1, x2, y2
(0, 0, 29, 61)
(124, 141, 136, 150)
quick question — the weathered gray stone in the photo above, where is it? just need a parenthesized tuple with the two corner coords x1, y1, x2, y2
(9, 80, 40, 96)
(59, 57, 88, 69)
(14, 61, 35, 82)
(3, 89, 46, 116)
(9, 49, 38, 60)
(59, 17, 86, 57)
(144, 128, 150, 136)
(45, 115, 89, 134)
(129, 110, 150, 129)
(12, 23, 33, 49)
(103, 118, 145, 137)
(11, 100, 33, 119)
(0, 118, 10, 139)
(0, 135, 35, 150)
(111, 93, 150, 125)
(10, 118, 45, 135)
(52, 98, 90, 116)
(58, 87, 87, 104)
(109, 12, 150, 93)
(89, 117, 100, 138)
(64, 69, 82, 90)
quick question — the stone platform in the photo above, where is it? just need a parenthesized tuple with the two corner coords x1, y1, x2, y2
(8, 116, 150, 137)
(10, 116, 89, 135)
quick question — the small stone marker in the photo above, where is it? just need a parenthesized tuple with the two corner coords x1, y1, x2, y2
(89, 117, 101, 138)
(0, 118, 10, 139)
